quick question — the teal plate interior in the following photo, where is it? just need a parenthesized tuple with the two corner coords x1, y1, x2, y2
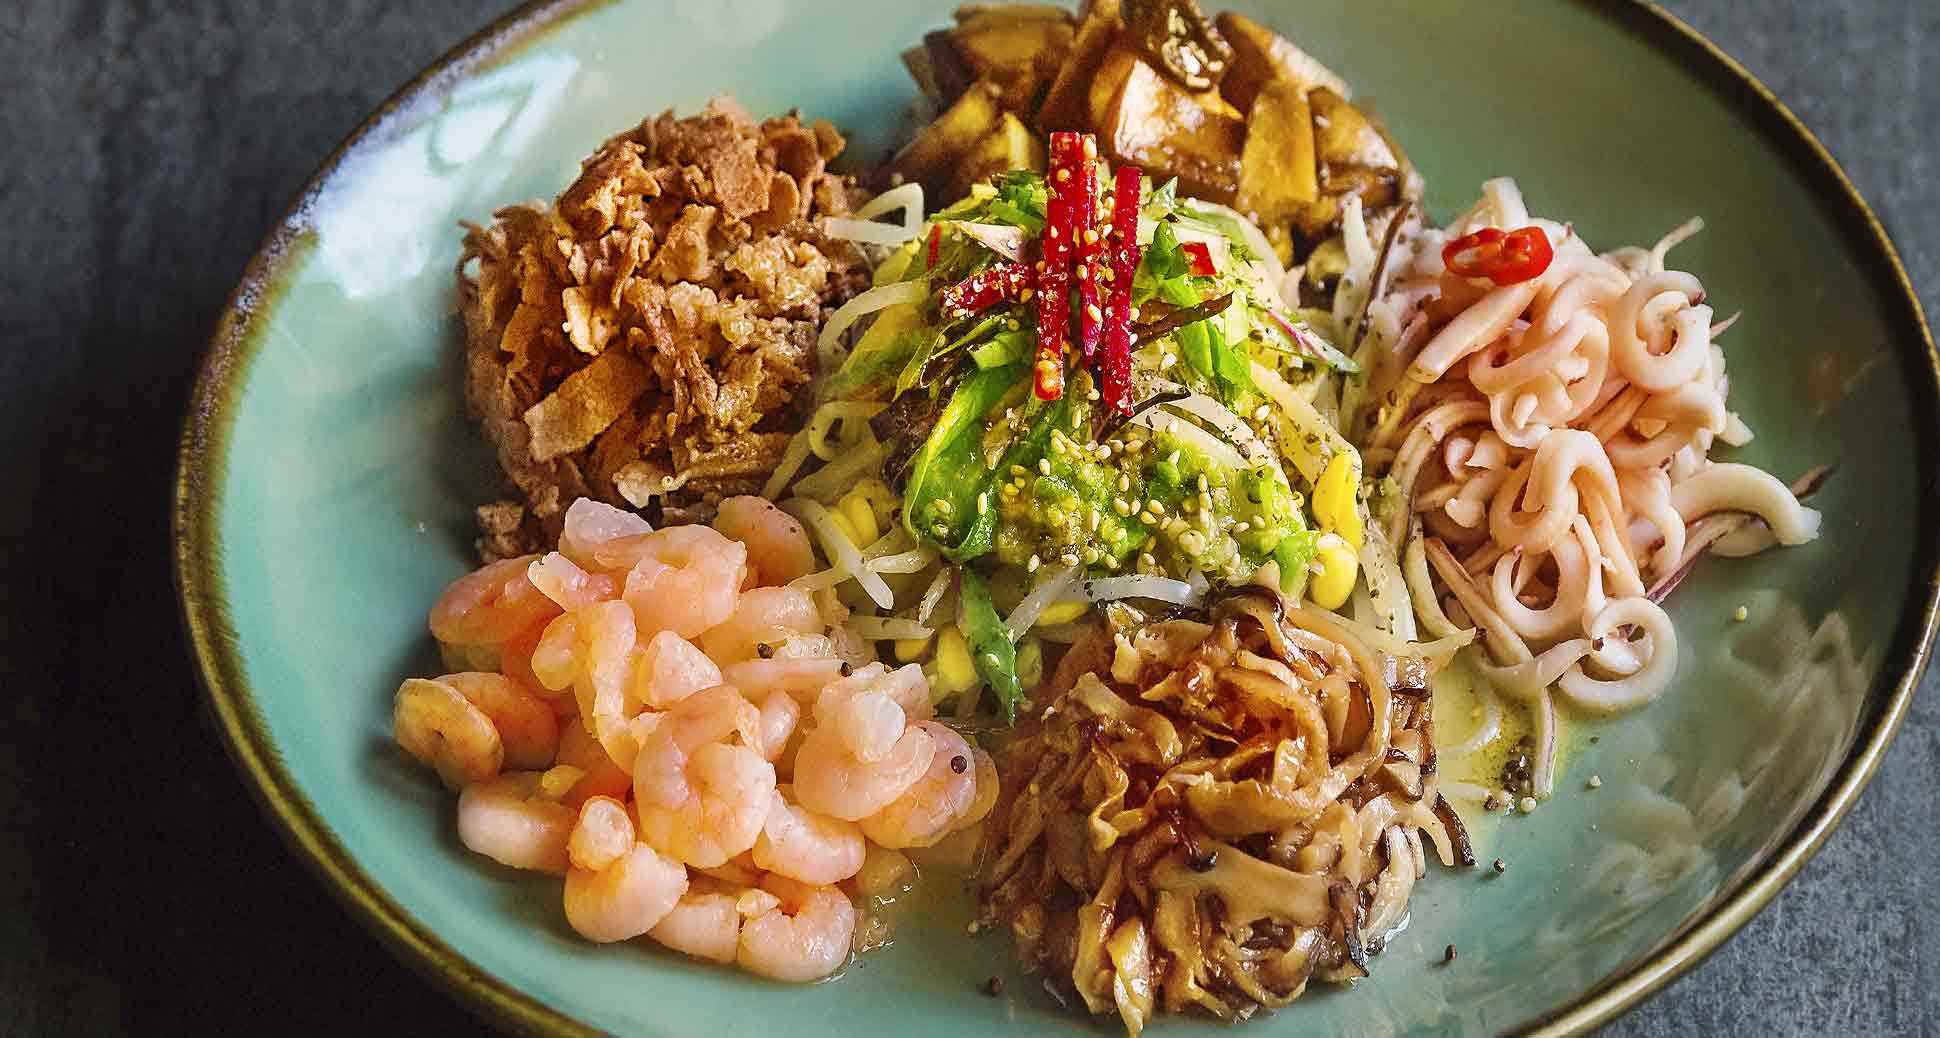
(173, 2, 1939, 1035)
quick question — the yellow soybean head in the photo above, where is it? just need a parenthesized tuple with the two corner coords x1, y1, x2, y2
(934, 627, 977, 695)
(1016, 637, 1045, 690)
(840, 489, 882, 546)
(825, 507, 862, 548)
(1308, 532, 1359, 610)
(1313, 451, 1364, 550)
(1036, 600, 1090, 627)
(893, 634, 934, 663)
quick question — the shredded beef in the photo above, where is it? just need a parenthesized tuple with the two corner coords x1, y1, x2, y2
(456, 98, 870, 554)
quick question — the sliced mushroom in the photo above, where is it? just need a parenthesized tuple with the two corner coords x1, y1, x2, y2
(1121, 0, 1233, 93)
(1214, 10, 1350, 112)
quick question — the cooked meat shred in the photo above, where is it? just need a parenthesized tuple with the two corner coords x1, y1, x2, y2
(457, 98, 870, 557)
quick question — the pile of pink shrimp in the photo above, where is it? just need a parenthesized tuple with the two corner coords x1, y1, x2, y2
(393, 496, 997, 982)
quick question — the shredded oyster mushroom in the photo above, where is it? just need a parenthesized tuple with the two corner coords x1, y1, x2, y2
(984, 588, 1472, 1035)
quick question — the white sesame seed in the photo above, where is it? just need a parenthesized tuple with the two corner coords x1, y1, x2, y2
(977, 495, 988, 515)
(1147, 499, 1164, 515)
(1234, 521, 1250, 534)
(1027, 554, 1041, 572)
(1517, 796, 1537, 814)
(1038, 458, 1052, 475)
(1061, 552, 1080, 566)
(1197, 474, 1208, 492)
(1588, 775, 1602, 789)
(1085, 303, 1103, 322)
(1732, 605, 1748, 622)
(1055, 168, 1071, 182)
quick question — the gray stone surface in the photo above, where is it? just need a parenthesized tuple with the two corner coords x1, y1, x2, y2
(0, 1, 1929, 1034)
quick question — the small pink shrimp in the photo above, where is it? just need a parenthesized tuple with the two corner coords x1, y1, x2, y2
(608, 527, 747, 639)
(650, 885, 743, 964)
(553, 723, 630, 807)
(532, 602, 643, 768)
(713, 496, 817, 586)
(720, 657, 850, 702)
(858, 722, 983, 850)
(699, 586, 823, 663)
(630, 630, 722, 710)
(429, 555, 561, 649)
(456, 771, 574, 874)
(815, 663, 935, 724)
(751, 789, 866, 885)
(633, 687, 777, 868)
(558, 498, 653, 570)
(438, 672, 560, 771)
(527, 552, 619, 612)
(737, 874, 857, 982)
(493, 627, 569, 717)
(752, 691, 800, 763)
(562, 797, 688, 943)
(791, 680, 935, 823)
(394, 677, 502, 790)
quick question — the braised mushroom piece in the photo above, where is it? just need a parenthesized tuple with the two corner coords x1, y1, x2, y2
(892, 0, 1419, 256)
(984, 588, 1471, 1036)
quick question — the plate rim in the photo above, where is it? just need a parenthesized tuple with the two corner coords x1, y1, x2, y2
(170, 2, 1940, 1035)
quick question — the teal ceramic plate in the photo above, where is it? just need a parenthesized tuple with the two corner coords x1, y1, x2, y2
(174, 2, 1938, 1035)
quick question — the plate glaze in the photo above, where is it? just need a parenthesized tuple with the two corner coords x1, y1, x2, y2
(173, 1, 1939, 1035)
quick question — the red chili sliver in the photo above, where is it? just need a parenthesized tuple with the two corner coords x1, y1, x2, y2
(1180, 241, 1216, 276)
(1441, 226, 1553, 286)
(1072, 142, 1105, 362)
(1099, 164, 1144, 415)
(939, 262, 1036, 320)
(926, 224, 942, 269)
(1035, 132, 1087, 400)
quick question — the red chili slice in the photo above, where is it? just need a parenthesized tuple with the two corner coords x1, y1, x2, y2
(939, 262, 1036, 320)
(1035, 132, 1088, 400)
(1180, 240, 1217, 276)
(926, 224, 942, 269)
(1073, 141, 1105, 362)
(1440, 226, 1553, 286)
(1099, 164, 1144, 415)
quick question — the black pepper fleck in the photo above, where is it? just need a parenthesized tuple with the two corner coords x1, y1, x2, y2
(950, 754, 969, 774)
(756, 642, 774, 659)
(1442, 944, 1457, 964)
(984, 976, 1004, 997)
(839, 662, 853, 677)
(1492, 858, 1507, 874)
